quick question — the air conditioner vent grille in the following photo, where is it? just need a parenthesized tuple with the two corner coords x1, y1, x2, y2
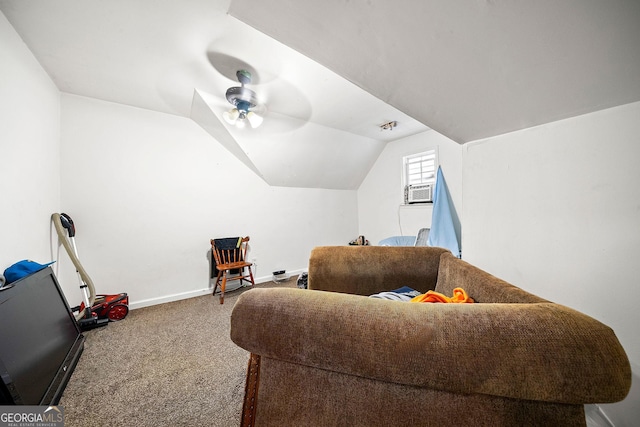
(406, 184, 432, 204)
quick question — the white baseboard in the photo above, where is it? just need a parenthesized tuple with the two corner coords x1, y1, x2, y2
(129, 270, 304, 310)
(129, 288, 213, 310)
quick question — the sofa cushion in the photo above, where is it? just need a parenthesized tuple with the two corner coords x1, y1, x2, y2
(435, 252, 548, 304)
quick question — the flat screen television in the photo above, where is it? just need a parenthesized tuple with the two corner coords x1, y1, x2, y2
(0, 266, 84, 405)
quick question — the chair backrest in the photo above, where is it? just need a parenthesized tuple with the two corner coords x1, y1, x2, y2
(211, 236, 250, 266)
(414, 228, 430, 246)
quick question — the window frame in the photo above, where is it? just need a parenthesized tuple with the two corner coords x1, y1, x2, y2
(402, 148, 438, 205)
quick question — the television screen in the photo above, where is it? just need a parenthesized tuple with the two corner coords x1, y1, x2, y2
(0, 267, 84, 405)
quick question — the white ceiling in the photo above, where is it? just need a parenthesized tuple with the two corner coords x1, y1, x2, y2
(230, 0, 640, 143)
(0, 0, 428, 190)
(3, 0, 639, 189)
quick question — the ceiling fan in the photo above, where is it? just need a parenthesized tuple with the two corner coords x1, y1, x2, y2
(222, 69, 264, 129)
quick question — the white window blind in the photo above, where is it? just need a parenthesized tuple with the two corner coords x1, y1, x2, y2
(404, 149, 437, 186)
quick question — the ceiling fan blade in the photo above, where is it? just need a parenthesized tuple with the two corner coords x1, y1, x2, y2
(249, 103, 267, 116)
(206, 52, 261, 84)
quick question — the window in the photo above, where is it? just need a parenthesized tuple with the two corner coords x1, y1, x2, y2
(402, 149, 437, 204)
(404, 149, 437, 186)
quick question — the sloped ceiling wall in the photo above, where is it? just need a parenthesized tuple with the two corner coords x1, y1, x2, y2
(0, 0, 430, 190)
(230, 0, 640, 143)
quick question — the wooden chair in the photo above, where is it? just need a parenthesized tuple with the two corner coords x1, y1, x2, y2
(211, 236, 255, 304)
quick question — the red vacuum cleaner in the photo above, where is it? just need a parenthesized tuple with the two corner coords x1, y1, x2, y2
(52, 213, 129, 330)
(77, 293, 129, 322)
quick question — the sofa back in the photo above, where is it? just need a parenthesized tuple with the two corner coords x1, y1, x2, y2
(308, 246, 449, 295)
(435, 252, 549, 303)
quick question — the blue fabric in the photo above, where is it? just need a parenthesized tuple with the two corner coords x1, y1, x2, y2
(427, 167, 461, 258)
(369, 286, 421, 301)
(3, 259, 55, 284)
(378, 236, 416, 246)
(391, 286, 420, 294)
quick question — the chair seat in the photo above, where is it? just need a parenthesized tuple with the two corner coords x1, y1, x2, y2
(218, 261, 252, 270)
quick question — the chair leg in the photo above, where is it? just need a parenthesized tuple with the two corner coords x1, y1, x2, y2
(220, 272, 227, 304)
(248, 266, 255, 287)
(213, 271, 223, 296)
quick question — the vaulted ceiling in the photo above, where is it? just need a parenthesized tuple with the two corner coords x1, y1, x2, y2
(229, 0, 640, 143)
(3, 0, 639, 189)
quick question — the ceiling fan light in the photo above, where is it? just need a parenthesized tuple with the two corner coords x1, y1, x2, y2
(223, 108, 239, 124)
(235, 118, 247, 129)
(246, 111, 263, 128)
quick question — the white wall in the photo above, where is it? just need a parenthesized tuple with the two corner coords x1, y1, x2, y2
(360, 105, 639, 419)
(59, 94, 358, 308)
(0, 11, 60, 269)
(462, 101, 640, 369)
(358, 130, 463, 246)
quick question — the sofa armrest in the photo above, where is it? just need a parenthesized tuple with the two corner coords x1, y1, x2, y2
(231, 288, 631, 404)
(435, 252, 550, 303)
(308, 246, 449, 295)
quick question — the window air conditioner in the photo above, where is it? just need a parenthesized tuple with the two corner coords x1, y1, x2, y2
(406, 184, 433, 204)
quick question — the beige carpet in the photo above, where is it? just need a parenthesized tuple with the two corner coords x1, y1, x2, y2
(59, 277, 298, 427)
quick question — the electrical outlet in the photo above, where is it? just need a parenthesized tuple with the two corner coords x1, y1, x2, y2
(251, 258, 257, 266)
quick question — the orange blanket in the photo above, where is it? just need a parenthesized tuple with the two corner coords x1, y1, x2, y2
(410, 287, 474, 303)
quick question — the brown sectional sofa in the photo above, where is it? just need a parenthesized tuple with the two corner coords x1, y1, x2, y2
(230, 246, 631, 426)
